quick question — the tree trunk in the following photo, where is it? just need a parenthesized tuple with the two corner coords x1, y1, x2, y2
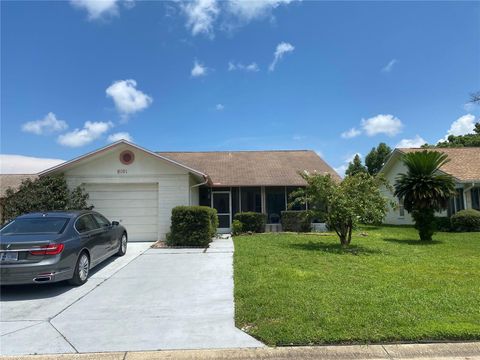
(347, 223, 353, 245)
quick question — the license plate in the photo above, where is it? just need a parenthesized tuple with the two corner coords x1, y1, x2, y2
(0, 252, 18, 262)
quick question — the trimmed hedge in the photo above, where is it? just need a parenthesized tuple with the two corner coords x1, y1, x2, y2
(234, 212, 266, 233)
(451, 209, 480, 232)
(281, 210, 313, 232)
(434, 216, 452, 232)
(232, 219, 243, 236)
(167, 206, 218, 247)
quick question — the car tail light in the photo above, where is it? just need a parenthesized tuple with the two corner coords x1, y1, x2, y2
(30, 244, 65, 256)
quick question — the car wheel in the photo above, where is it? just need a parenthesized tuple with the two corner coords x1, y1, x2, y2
(116, 233, 127, 256)
(68, 252, 90, 286)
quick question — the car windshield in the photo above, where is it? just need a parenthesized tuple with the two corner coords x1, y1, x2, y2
(0, 217, 69, 235)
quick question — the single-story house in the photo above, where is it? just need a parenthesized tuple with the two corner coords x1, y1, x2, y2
(380, 147, 480, 225)
(1, 140, 339, 241)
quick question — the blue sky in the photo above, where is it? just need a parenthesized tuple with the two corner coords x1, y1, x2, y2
(1, 0, 479, 175)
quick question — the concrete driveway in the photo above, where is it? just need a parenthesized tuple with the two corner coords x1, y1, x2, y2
(0, 238, 262, 355)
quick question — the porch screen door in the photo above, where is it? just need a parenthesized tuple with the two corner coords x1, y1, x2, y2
(212, 191, 231, 230)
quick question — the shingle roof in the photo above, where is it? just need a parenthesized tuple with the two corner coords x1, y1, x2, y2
(158, 150, 340, 186)
(398, 147, 480, 182)
(0, 174, 37, 197)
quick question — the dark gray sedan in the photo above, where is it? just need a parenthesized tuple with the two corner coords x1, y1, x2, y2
(0, 211, 128, 286)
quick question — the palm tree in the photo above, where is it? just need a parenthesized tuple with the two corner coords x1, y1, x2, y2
(394, 150, 456, 241)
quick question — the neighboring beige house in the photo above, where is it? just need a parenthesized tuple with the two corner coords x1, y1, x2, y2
(380, 147, 480, 225)
(0, 140, 339, 241)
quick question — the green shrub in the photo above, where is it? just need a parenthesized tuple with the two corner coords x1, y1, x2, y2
(2, 174, 91, 223)
(234, 212, 266, 233)
(167, 206, 218, 247)
(451, 209, 480, 232)
(434, 216, 452, 232)
(232, 219, 243, 236)
(281, 211, 313, 232)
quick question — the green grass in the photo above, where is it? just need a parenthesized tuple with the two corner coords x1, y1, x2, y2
(233, 226, 480, 345)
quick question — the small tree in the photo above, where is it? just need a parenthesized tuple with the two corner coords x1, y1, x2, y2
(345, 154, 367, 176)
(2, 174, 92, 223)
(394, 151, 457, 241)
(365, 142, 392, 175)
(291, 172, 391, 246)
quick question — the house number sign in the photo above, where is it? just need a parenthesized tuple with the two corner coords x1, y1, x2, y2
(117, 169, 128, 174)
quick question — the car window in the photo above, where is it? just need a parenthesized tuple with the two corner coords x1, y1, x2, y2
(0, 217, 69, 235)
(93, 214, 110, 227)
(75, 214, 99, 233)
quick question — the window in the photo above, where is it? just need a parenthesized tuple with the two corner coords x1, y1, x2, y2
(266, 187, 286, 223)
(92, 213, 110, 227)
(240, 187, 262, 213)
(231, 187, 239, 218)
(447, 189, 465, 216)
(75, 214, 99, 233)
(0, 217, 69, 235)
(398, 197, 405, 217)
(199, 187, 211, 207)
(455, 189, 465, 212)
(472, 188, 480, 210)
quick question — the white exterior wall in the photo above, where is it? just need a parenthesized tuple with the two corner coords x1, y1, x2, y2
(189, 174, 200, 206)
(382, 155, 464, 225)
(63, 144, 194, 240)
(382, 160, 414, 225)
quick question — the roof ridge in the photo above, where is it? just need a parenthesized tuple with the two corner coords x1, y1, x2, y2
(156, 149, 314, 153)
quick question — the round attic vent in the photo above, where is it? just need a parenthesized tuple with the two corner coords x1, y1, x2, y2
(120, 150, 135, 165)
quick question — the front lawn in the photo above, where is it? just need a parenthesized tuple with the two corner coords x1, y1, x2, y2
(233, 226, 480, 345)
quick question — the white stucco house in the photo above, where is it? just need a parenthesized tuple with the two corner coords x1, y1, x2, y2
(380, 147, 480, 225)
(0, 140, 339, 241)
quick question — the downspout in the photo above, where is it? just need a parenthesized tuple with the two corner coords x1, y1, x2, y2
(189, 175, 209, 205)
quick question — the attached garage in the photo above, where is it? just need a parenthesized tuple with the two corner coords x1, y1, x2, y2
(84, 183, 159, 242)
(38, 141, 207, 242)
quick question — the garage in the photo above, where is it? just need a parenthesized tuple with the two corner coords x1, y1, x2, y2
(84, 183, 159, 242)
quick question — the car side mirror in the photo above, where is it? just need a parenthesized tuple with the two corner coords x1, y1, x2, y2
(111, 221, 120, 226)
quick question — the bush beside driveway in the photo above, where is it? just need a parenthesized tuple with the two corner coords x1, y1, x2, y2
(233, 226, 480, 345)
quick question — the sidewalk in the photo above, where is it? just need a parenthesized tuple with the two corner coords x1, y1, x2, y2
(1, 342, 479, 360)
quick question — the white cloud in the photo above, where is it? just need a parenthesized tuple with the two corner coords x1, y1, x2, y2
(215, 104, 225, 111)
(361, 114, 403, 137)
(439, 114, 476, 142)
(191, 60, 208, 77)
(106, 79, 152, 119)
(225, 0, 294, 22)
(0, 154, 65, 174)
(381, 59, 398, 73)
(58, 121, 113, 147)
(396, 135, 426, 148)
(228, 61, 259, 72)
(107, 132, 133, 143)
(21, 112, 68, 135)
(463, 102, 477, 112)
(181, 0, 220, 38)
(341, 127, 361, 139)
(70, 0, 119, 20)
(269, 42, 294, 72)
(293, 134, 306, 141)
(179, 0, 296, 37)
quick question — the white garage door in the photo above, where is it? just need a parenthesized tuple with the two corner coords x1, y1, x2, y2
(85, 183, 158, 242)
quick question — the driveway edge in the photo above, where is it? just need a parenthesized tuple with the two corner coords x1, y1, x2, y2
(1, 342, 479, 360)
